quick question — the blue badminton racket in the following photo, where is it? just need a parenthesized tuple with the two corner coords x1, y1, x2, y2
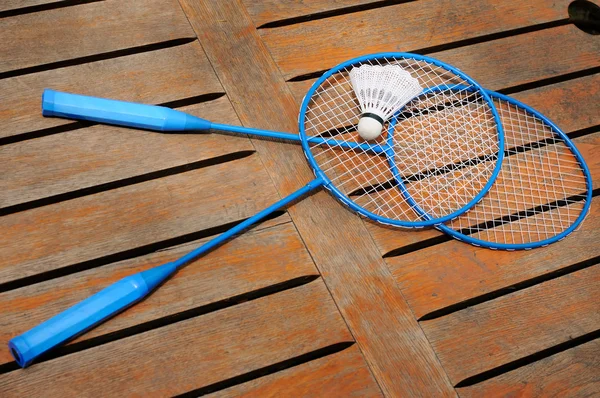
(9, 53, 503, 367)
(434, 90, 592, 250)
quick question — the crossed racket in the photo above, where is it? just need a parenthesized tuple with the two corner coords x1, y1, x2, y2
(9, 53, 591, 368)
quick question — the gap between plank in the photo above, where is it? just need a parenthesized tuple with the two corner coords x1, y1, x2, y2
(0, 0, 104, 19)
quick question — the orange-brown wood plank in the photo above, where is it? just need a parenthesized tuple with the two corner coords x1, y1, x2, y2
(0, 97, 252, 209)
(211, 345, 382, 397)
(363, 76, 600, 256)
(260, 0, 572, 79)
(0, 0, 61, 12)
(0, 218, 311, 366)
(0, 0, 195, 74)
(0, 41, 222, 139)
(0, 154, 280, 285)
(389, 194, 600, 319)
(242, 0, 378, 27)
(458, 340, 600, 397)
(421, 265, 600, 384)
(0, 281, 353, 396)
(179, 0, 456, 396)
(287, 24, 600, 104)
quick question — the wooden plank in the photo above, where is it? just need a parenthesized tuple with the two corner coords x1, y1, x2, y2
(260, 0, 572, 79)
(421, 265, 600, 384)
(0, 0, 195, 74)
(0, 97, 252, 209)
(458, 340, 600, 397)
(287, 25, 600, 103)
(1, 219, 317, 366)
(363, 77, 600, 256)
(210, 345, 382, 397)
(179, 0, 456, 395)
(389, 195, 600, 319)
(0, 41, 221, 139)
(242, 0, 378, 27)
(0, 0, 62, 12)
(0, 281, 353, 396)
(0, 154, 281, 285)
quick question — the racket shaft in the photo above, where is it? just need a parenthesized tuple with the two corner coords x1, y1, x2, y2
(42, 89, 212, 131)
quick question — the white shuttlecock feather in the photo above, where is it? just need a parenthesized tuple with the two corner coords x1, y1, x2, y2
(349, 64, 423, 140)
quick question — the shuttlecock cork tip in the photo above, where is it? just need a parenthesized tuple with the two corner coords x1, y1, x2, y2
(350, 63, 423, 140)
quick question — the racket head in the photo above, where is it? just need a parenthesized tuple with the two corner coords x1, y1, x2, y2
(437, 90, 593, 249)
(298, 53, 504, 228)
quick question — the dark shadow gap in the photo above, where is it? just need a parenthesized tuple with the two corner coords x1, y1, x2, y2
(455, 329, 600, 388)
(257, 0, 415, 29)
(0, 150, 252, 217)
(0, 0, 103, 19)
(0, 92, 225, 146)
(0, 209, 288, 294)
(0, 275, 321, 374)
(499, 66, 600, 96)
(287, 19, 571, 82)
(419, 256, 600, 321)
(175, 342, 355, 397)
(0, 37, 197, 80)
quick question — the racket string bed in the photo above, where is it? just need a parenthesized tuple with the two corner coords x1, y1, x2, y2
(436, 94, 591, 249)
(303, 56, 502, 224)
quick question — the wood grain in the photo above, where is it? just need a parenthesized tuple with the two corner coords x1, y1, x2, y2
(211, 345, 382, 397)
(0, 0, 62, 12)
(0, 154, 281, 285)
(243, 0, 379, 27)
(458, 340, 600, 397)
(179, 0, 456, 395)
(287, 24, 600, 103)
(0, 97, 253, 209)
(0, 41, 220, 139)
(421, 265, 600, 384)
(0, 218, 310, 366)
(362, 78, 600, 256)
(389, 195, 600, 319)
(0, 0, 195, 74)
(260, 0, 572, 79)
(0, 281, 353, 397)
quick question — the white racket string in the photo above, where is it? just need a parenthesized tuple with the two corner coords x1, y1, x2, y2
(440, 97, 590, 247)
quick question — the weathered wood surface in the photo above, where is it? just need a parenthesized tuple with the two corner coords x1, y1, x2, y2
(390, 195, 600, 319)
(0, 281, 354, 397)
(0, 0, 195, 74)
(0, 0, 62, 12)
(260, 0, 573, 79)
(1, 97, 250, 209)
(287, 24, 600, 103)
(422, 265, 600, 384)
(458, 340, 600, 397)
(0, 41, 221, 139)
(0, 154, 280, 285)
(0, 218, 314, 366)
(211, 345, 382, 397)
(243, 0, 377, 27)
(178, 0, 456, 395)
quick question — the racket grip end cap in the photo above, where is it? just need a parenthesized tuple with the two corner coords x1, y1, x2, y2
(41, 88, 57, 117)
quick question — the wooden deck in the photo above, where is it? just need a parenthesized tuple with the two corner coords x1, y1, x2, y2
(0, 0, 598, 396)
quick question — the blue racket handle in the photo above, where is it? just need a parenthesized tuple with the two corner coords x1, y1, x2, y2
(42, 89, 211, 131)
(8, 262, 177, 368)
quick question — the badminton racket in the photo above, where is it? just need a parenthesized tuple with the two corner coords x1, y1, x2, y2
(434, 89, 592, 249)
(9, 52, 503, 367)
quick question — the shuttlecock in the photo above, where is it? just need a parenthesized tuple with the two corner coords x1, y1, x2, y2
(349, 64, 423, 140)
